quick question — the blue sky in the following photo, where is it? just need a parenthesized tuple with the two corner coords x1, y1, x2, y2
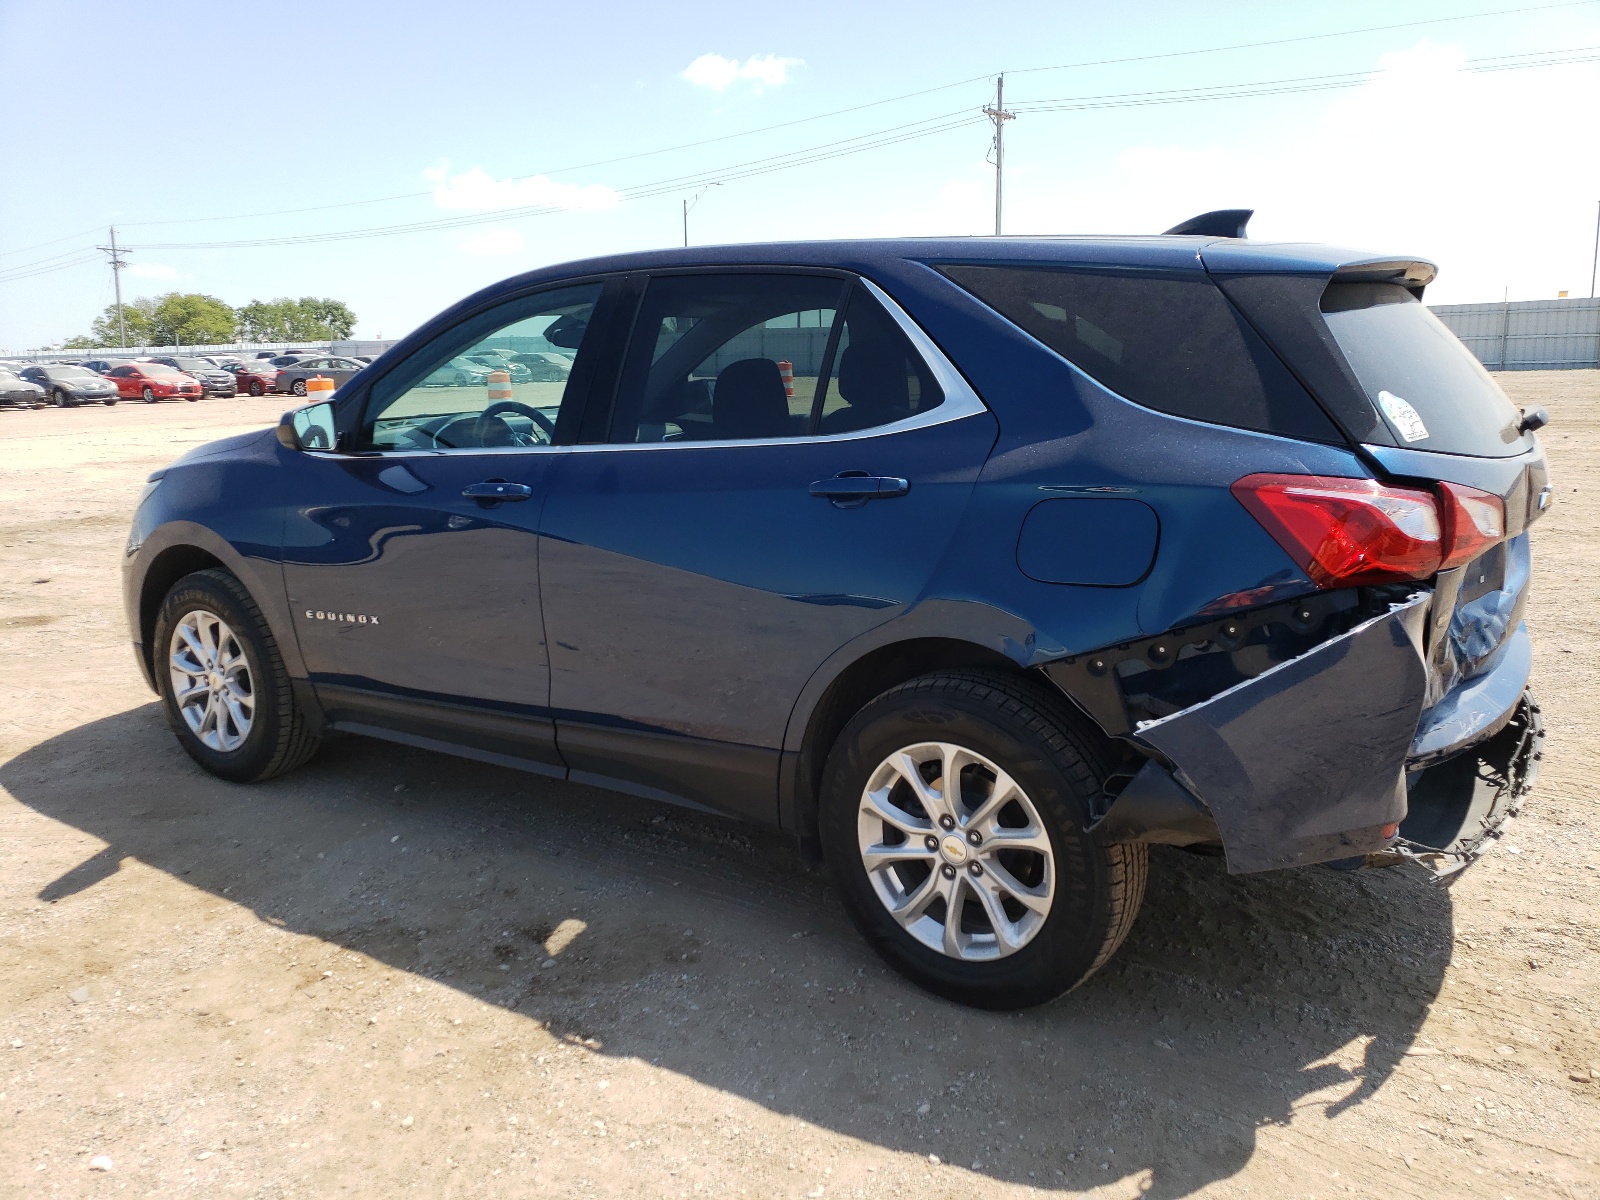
(2, 0, 1598, 350)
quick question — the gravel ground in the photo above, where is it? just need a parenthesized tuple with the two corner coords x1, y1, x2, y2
(0, 377, 1596, 1199)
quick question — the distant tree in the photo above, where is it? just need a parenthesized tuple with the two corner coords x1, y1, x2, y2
(236, 299, 292, 342)
(61, 335, 99, 349)
(296, 297, 357, 340)
(88, 297, 157, 347)
(236, 296, 356, 342)
(147, 293, 237, 346)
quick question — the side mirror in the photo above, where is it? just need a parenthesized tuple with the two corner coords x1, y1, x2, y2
(277, 400, 338, 451)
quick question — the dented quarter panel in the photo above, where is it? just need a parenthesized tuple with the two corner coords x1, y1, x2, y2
(1130, 594, 1430, 873)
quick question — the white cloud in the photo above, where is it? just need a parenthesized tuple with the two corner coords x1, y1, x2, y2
(682, 53, 803, 92)
(1005, 39, 1600, 304)
(459, 229, 525, 257)
(127, 262, 177, 280)
(427, 166, 619, 213)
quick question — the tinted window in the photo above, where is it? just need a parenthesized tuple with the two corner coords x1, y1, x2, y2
(609, 274, 941, 443)
(360, 283, 602, 451)
(48, 366, 97, 380)
(939, 264, 1339, 442)
(814, 287, 943, 435)
(1321, 283, 1529, 458)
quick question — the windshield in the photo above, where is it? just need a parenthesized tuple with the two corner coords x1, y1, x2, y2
(172, 358, 209, 370)
(143, 364, 184, 377)
(51, 366, 97, 379)
(1321, 283, 1530, 458)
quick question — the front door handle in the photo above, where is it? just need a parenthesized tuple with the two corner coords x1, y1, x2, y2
(808, 474, 911, 506)
(462, 480, 533, 502)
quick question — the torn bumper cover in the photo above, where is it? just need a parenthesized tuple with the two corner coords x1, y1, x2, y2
(1086, 593, 1542, 876)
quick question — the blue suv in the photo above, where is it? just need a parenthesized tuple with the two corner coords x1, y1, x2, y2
(123, 213, 1548, 1008)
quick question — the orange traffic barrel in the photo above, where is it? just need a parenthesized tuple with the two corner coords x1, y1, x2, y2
(488, 370, 513, 403)
(306, 375, 335, 399)
(776, 360, 795, 400)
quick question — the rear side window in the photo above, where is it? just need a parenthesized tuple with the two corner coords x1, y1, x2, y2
(938, 264, 1340, 442)
(1321, 283, 1529, 458)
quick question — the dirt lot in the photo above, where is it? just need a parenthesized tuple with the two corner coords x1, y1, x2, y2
(0, 379, 1596, 1199)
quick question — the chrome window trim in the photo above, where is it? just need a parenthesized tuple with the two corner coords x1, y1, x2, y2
(338, 274, 988, 459)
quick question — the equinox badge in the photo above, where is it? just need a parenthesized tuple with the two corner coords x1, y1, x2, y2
(305, 610, 380, 625)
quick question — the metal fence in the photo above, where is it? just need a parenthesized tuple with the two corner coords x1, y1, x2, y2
(1430, 298, 1600, 371)
(3, 339, 398, 365)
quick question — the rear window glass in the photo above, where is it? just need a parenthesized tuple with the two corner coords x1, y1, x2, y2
(938, 264, 1339, 442)
(1320, 283, 1529, 458)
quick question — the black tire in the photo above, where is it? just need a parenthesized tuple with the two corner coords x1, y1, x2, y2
(819, 670, 1146, 1010)
(291, 378, 307, 397)
(102, 396, 118, 406)
(152, 568, 321, 783)
(249, 380, 264, 397)
(53, 388, 70, 408)
(142, 386, 156, 404)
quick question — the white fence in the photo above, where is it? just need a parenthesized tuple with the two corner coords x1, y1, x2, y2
(5, 339, 398, 364)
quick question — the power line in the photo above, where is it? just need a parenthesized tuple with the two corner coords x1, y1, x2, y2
(31, 0, 1591, 241)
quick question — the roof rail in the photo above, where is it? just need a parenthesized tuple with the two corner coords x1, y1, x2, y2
(1163, 209, 1253, 238)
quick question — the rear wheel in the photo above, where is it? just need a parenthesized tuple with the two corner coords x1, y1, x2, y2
(819, 670, 1146, 1009)
(153, 569, 321, 782)
(141, 386, 156, 403)
(291, 378, 308, 397)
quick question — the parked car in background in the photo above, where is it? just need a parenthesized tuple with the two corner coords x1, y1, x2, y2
(122, 221, 1549, 1008)
(0, 366, 47, 409)
(273, 355, 367, 397)
(81, 359, 132, 376)
(105, 362, 202, 403)
(152, 356, 239, 398)
(19, 363, 120, 406)
(463, 351, 532, 382)
(514, 350, 574, 382)
(229, 361, 280, 397)
(268, 351, 319, 367)
(420, 355, 493, 387)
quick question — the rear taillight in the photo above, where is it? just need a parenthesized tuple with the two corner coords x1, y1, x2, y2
(1438, 482, 1505, 570)
(1232, 474, 1443, 587)
(1233, 474, 1508, 587)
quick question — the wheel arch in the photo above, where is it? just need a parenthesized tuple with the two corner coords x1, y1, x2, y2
(137, 544, 229, 682)
(780, 632, 1118, 840)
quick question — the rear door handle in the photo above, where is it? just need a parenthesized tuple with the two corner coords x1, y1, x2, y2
(461, 480, 533, 502)
(808, 474, 911, 504)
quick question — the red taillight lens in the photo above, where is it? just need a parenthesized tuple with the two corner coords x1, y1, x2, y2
(1232, 473, 1443, 587)
(1438, 482, 1506, 570)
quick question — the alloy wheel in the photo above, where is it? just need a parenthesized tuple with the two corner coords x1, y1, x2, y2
(53, 389, 68, 407)
(142, 386, 156, 403)
(168, 609, 255, 752)
(856, 741, 1055, 961)
(292, 379, 307, 397)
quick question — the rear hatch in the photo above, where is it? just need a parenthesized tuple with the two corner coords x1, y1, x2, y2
(1203, 244, 1550, 762)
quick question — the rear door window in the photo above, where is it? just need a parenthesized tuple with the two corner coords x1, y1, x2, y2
(1320, 282, 1529, 458)
(938, 264, 1340, 442)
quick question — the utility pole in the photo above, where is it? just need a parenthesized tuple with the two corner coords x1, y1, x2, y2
(683, 182, 721, 247)
(95, 226, 129, 347)
(983, 75, 1015, 236)
(1590, 198, 1599, 299)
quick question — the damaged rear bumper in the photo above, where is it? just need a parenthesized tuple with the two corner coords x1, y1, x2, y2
(1055, 592, 1542, 877)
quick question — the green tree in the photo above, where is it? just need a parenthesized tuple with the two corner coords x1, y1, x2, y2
(147, 293, 237, 346)
(61, 335, 99, 349)
(88, 297, 157, 347)
(236, 296, 356, 342)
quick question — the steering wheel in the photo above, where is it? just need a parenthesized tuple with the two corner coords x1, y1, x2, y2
(476, 400, 556, 446)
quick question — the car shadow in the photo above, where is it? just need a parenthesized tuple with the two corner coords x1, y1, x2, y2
(2, 705, 1453, 1197)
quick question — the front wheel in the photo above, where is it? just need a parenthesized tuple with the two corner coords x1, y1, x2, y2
(819, 671, 1146, 1010)
(153, 568, 321, 782)
(53, 389, 70, 408)
(102, 397, 118, 406)
(141, 386, 156, 403)
(248, 380, 264, 397)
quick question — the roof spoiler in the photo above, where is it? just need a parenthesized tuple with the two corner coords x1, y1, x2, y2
(1331, 258, 1437, 292)
(1164, 209, 1253, 239)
